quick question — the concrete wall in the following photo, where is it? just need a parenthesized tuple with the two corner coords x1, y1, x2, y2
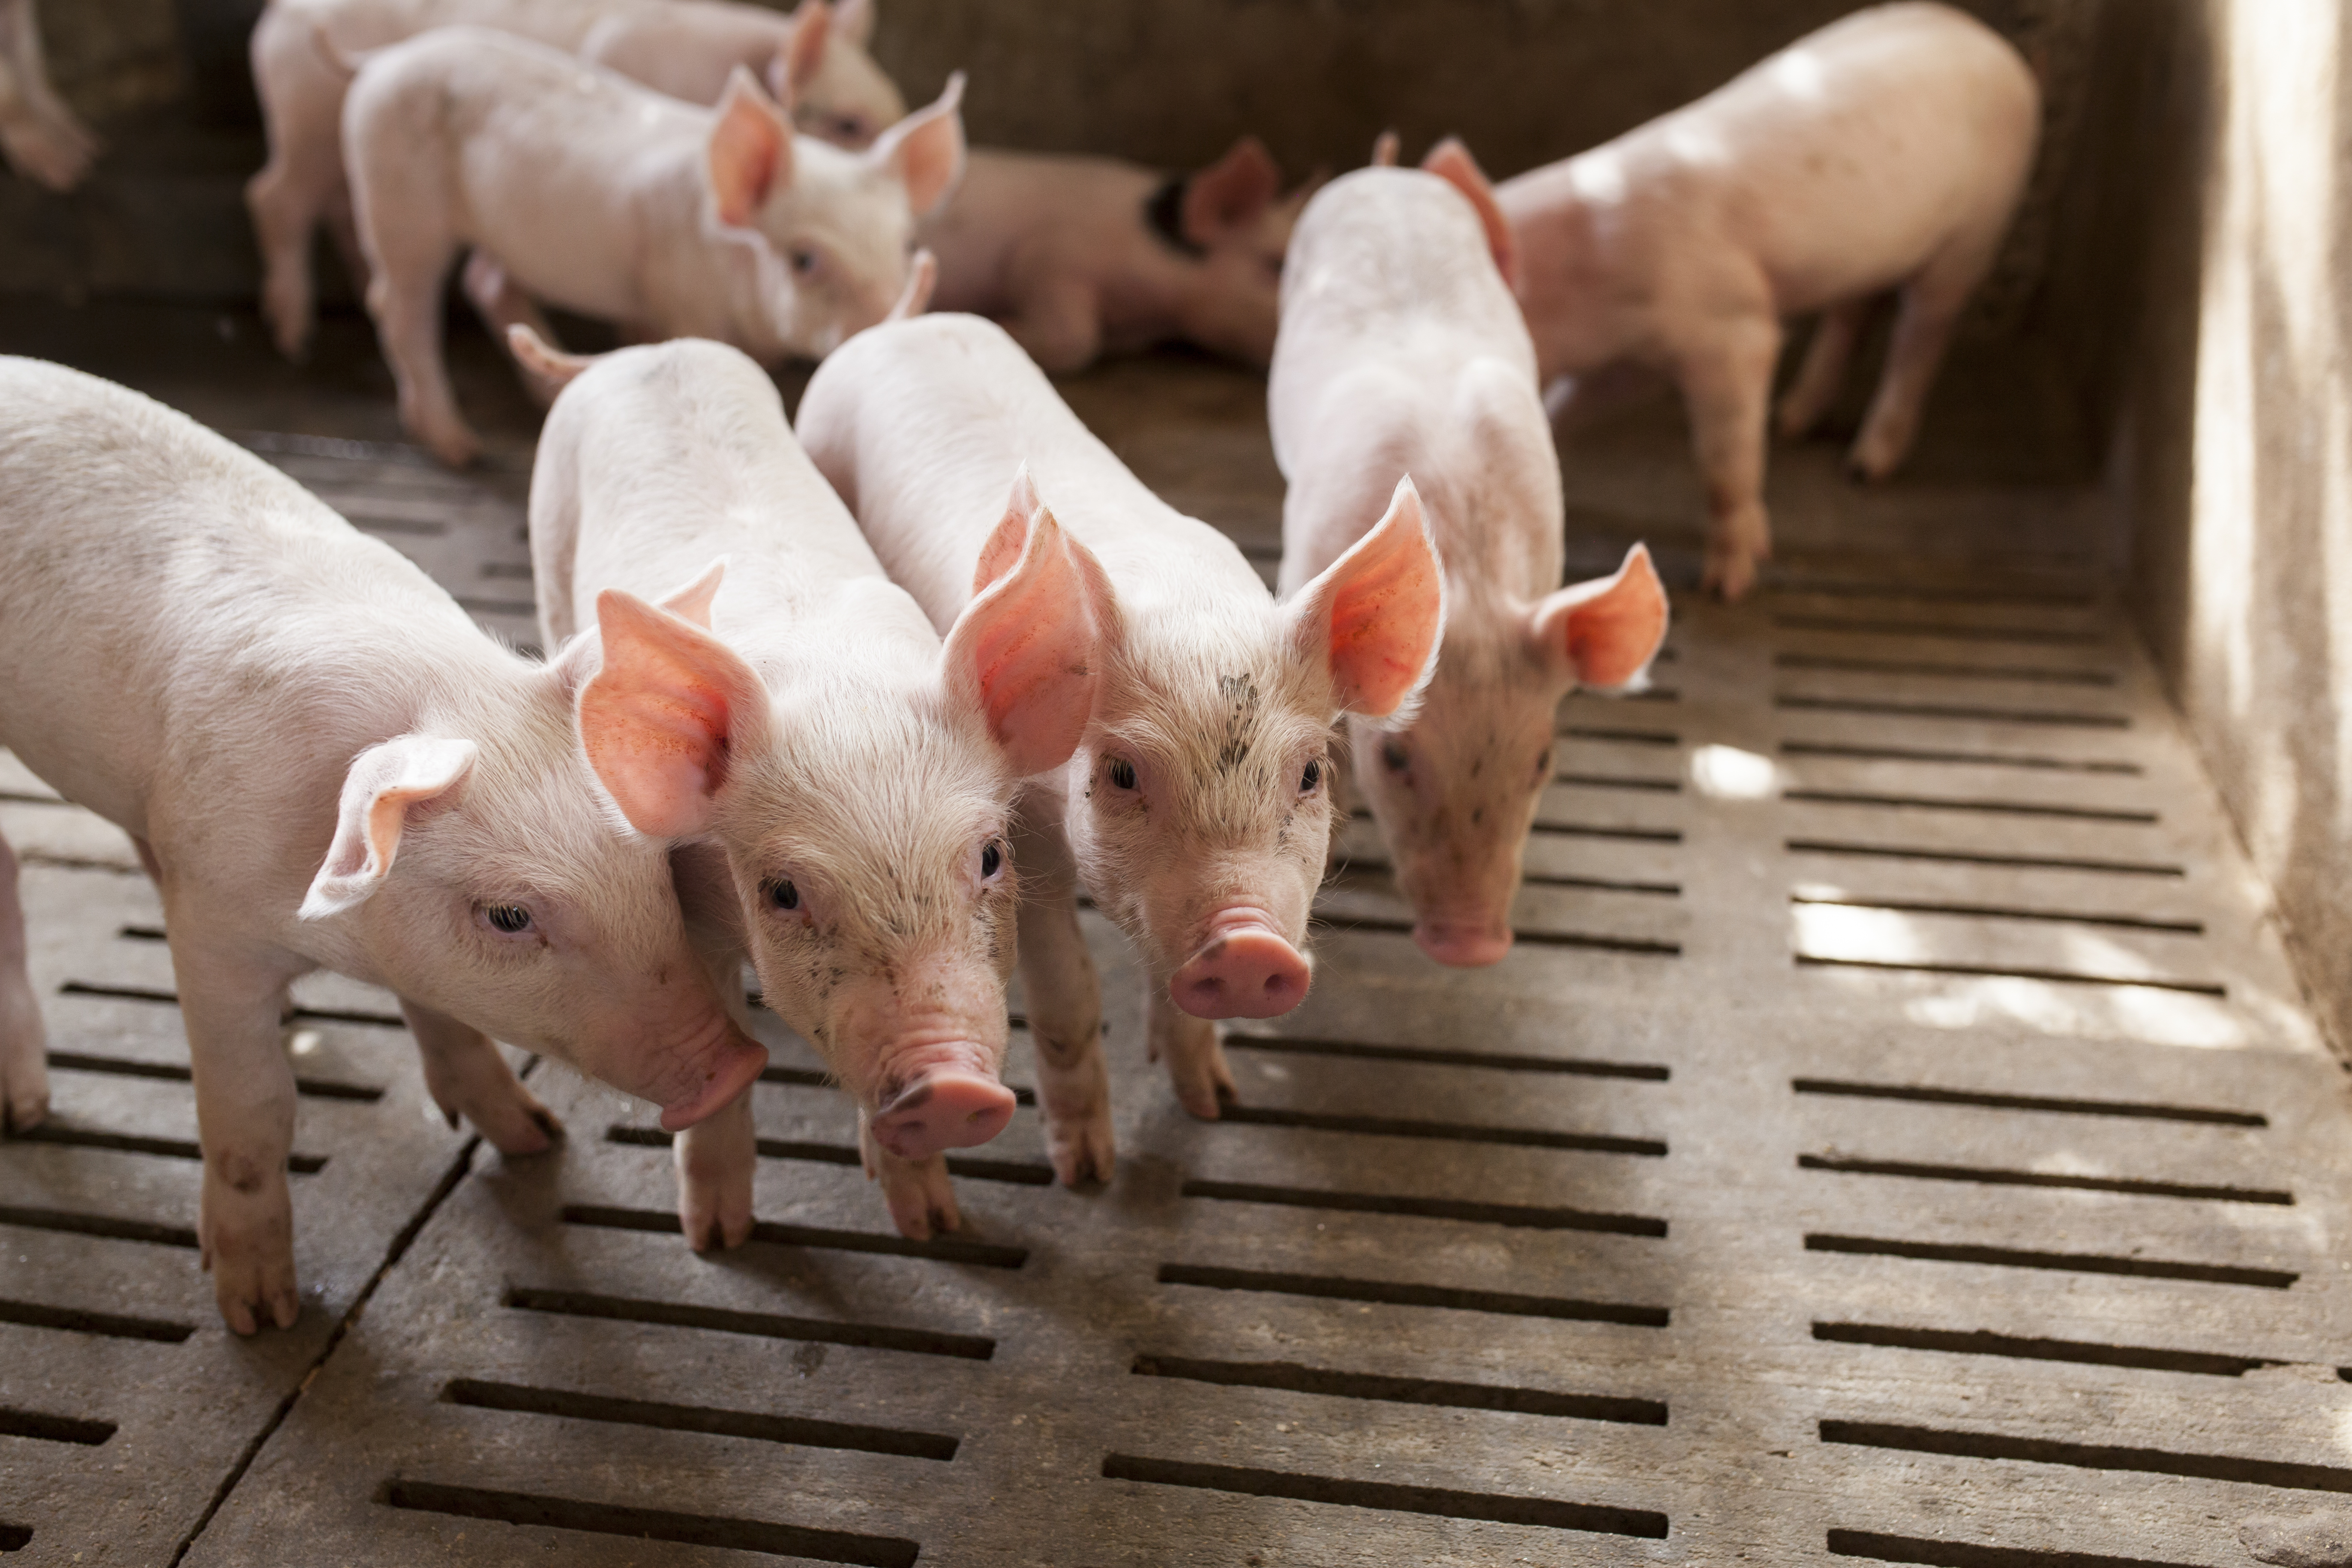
(2105, 0, 2352, 1052)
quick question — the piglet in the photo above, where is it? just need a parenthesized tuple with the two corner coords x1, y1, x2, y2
(246, 0, 905, 360)
(0, 359, 766, 1333)
(1272, 147, 1668, 965)
(1495, 0, 2039, 597)
(800, 313, 1443, 1178)
(921, 137, 1313, 372)
(520, 319, 1104, 1242)
(341, 26, 962, 465)
(0, 0, 97, 192)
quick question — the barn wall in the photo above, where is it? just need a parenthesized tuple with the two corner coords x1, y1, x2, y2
(2107, 0, 2352, 1053)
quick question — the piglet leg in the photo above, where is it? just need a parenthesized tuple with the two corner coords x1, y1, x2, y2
(350, 150, 478, 466)
(1848, 241, 1991, 481)
(401, 998, 558, 1153)
(0, 829, 47, 1132)
(1014, 808, 1113, 1185)
(675, 1085, 756, 1250)
(462, 251, 570, 409)
(171, 912, 304, 1335)
(858, 1109, 961, 1239)
(1677, 311, 1781, 602)
(0, 0, 96, 194)
(1776, 297, 1869, 440)
(997, 279, 1105, 376)
(1148, 992, 1236, 1121)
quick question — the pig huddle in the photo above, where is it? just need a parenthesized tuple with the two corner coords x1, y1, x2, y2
(0, 0, 2039, 1333)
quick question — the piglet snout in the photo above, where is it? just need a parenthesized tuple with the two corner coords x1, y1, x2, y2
(1171, 915, 1310, 1020)
(1413, 920, 1514, 968)
(871, 1070, 1017, 1161)
(655, 1021, 770, 1133)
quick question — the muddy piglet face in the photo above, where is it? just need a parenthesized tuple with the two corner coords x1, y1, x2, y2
(571, 487, 1104, 1163)
(1061, 476, 1447, 1021)
(1352, 544, 1668, 967)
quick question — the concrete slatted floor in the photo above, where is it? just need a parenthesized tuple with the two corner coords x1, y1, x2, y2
(3, 332, 2348, 1566)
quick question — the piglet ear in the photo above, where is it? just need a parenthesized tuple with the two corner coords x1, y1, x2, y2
(579, 588, 768, 837)
(869, 70, 963, 216)
(1182, 135, 1281, 247)
(1419, 136, 1516, 288)
(708, 66, 795, 229)
(658, 557, 727, 630)
(942, 467, 1109, 778)
(775, 0, 831, 99)
(300, 737, 479, 920)
(830, 0, 876, 47)
(1286, 475, 1445, 722)
(1532, 543, 1668, 691)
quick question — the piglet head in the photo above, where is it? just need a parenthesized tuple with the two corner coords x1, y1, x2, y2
(1354, 543, 1666, 966)
(1175, 136, 1321, 367)
(575, 504, 1099, 1169)
(299, 670, 768, 1131)
(769, 0, 908, 149)
(1067, 476, 1441, 1021)
(702, 66, 963, 361)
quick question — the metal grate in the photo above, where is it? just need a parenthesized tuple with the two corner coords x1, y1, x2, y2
(6, 399, 2350, 1566)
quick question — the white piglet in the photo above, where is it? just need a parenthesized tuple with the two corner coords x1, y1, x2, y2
(800, 313, 1443, 1176)
(0, 360, 767, 1334)
(921, 137, 1314, 372)
(522, 325, 1104, 1242)
(341, 26, 963, 465)
(247, 0, 906, 359)
(1273, 147, 1669, 966)
(1497, 0, 2039, 597)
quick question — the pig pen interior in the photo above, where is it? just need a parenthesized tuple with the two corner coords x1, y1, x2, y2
(8, 1, 2352, 1564)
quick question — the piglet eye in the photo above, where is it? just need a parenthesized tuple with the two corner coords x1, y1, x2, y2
(788, 246, 819, 277)
(980, 840, 1004, 879)
(768, 878, 800, 911)
(1381, 740, 1409, 774)
(1108, 758, 1138, 790)
(1299, 759, 1322, 793)
(482, 904, 532, 935)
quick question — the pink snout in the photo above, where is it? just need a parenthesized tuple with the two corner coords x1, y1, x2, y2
(655, 1024, 770, 1133)
(870, 1070, 1017, 1162)
(1170, 918, 1311, 1020)
(1413, 920, 1514, 968)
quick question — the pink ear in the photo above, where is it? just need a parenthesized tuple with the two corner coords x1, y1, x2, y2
(970, 464, 1041, 595)
(579, 589, 768, 837)
(1420, 136, 1516, 288)
(942, 477, 1107, 778)
(1288, 476, 1445, 720)
(1533, 543, 1668, 690)
(777, 0, 830, 97)
(1182, 135, 1281, 246)
(658, 557, 727, 630)
(708, 67, 793, 228)
(870, 71, 963, 216)
(300, 736, 480, 919)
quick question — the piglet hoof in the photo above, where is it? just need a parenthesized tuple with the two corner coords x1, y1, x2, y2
(1165, 1044, 1239, 1121)
(0, 991, 50, 1133)
(858, 1112, 961, 1239)
(677, 1172, 753, 1253)
(200, 1179, 301, 1335)
(1044, 1109, 1116, 1189)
